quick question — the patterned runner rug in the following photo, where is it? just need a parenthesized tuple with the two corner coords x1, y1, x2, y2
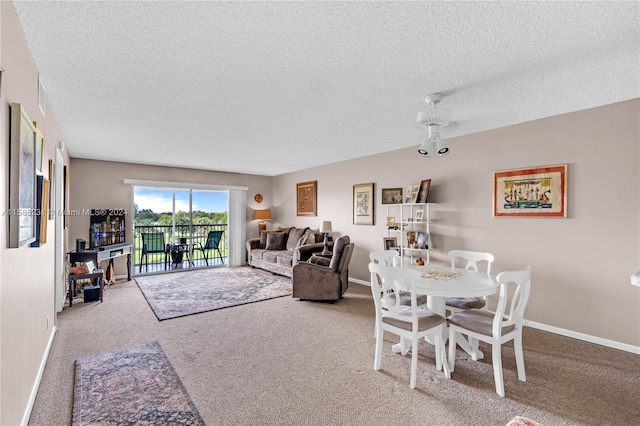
(72, 341, 205, 425)
(135, 266, 292, 320)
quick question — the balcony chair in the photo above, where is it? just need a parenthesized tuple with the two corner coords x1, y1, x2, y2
(140, 232, 166, 271)
(292, 235, 354, 302)
(447, 266, 532, 397)
(197, 230, 225, 265)
(446, 250, 495, 313)
(368, 262, 450, 389)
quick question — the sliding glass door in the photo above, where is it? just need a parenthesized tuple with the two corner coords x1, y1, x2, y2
(133, 186, 228, 274)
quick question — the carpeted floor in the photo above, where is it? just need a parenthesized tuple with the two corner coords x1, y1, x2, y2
(135, 266, 292, 320)
(73, 341, 205, 425)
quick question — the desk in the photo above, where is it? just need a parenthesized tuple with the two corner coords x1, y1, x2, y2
(166, 243, 196, 269)
(69, 243, 133, 281)
(68, 270, 104, 307)
(393, 264, 499, 357)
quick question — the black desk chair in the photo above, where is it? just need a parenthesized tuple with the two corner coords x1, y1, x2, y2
(140, 232, 166, 271)
(197, 230, 224, 265)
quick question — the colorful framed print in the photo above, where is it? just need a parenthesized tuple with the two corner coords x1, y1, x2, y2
(493, 164, 567, 218)
(354, 183, 374, 225)
(296, 181, 317, 216)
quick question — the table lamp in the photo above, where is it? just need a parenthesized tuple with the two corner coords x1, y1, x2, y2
(320, 220, 332, 255)
(253, 209, 272, 235)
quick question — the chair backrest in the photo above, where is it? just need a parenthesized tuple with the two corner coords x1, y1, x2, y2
(142, 233, 165, 253)
(492, 267, 532, 337)
(369, 262, 422, 320)
(329, 235, 351, 271)
(369, 250, 401, 267)
(448, 249, 494, 275)
(205, 230, 224, 249)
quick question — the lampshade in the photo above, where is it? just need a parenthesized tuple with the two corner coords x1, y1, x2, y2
(320, 221, 332, 233)
(253, 209, 272, 220)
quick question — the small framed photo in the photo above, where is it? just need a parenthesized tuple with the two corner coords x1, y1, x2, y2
(383, 237, 398, 251)
(381, 187, 403, 204)
(405, 185, 419, 203)
(85, 261, 96, 273)
(416, 232, 428, 249)
(414, 209, 424, 221)
(415, 179, 432, 204)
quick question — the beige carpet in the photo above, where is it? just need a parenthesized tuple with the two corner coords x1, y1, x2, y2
(29, 275, 640, 425)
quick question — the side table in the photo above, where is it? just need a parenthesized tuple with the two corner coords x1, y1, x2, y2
(68, 270, 104, 307)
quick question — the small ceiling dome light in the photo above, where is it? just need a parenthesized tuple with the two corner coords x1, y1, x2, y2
(416, 93, 453, 157)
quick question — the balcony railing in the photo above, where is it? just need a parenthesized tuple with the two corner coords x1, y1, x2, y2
(133, 224, 228, 274)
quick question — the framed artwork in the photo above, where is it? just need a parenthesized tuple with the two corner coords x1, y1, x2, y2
(493, 164, 568, 218)
(405, 185, 419, 203)
(353, 182, 374, 225)
(48, 159, 55, 220)
(381, 187, 403, 204)
(296, 181, 317, 216)
(414, 209, 424, 221)
(34, 122, 44, 175)
(416, 231, 428, 249)
(64, 165, 69, 228)
(383, 237, 398, 251)
(415, 179, 432, 204)
(31, 176, 49, 247)
(8, 103, 37, 247)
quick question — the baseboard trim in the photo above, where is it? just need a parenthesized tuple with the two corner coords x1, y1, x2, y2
(348, 277, 640, 355)
(524, 320, 640, 355)
(21, 326, 57, 426)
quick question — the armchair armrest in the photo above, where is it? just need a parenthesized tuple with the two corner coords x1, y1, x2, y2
(294, 241, 334, 265)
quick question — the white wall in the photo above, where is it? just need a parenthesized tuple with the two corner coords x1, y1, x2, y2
(273, 99, 640, 348)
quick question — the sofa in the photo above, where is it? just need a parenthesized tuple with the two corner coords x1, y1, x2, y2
(292, 235, 354, 302)
(246, 226, 330, 278)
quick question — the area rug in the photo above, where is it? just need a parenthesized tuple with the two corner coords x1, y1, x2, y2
(135, 266, 292, 320)
(72, 341, 205, 426)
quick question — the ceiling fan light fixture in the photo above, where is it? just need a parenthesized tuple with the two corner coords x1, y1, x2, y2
(436, 138, 450, 156)
(417, 139, 432, 157)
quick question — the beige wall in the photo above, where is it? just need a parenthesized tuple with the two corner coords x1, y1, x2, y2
(0, 2, 70, 424)
(274, 99, 640, 348)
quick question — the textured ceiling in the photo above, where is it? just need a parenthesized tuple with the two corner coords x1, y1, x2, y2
(12, 1, 640, 176)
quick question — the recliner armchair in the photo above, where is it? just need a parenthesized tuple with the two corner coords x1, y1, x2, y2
(292, 235, 354, 301)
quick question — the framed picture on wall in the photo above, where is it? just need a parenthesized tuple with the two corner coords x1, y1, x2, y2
(493, 164, 568, 218)
(8, 103, 37, 247)
(353, 182, 374, 225)
(296, 181, 317, 216)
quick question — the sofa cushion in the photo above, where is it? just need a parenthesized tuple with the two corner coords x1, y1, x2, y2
(277, 252, 293, 267)
(265, 232, 287, 250)
(287, 227, 308, 251)
(251, 249, 267, 260)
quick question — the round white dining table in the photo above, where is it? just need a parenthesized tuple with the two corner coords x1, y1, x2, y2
(391, 264, 500, 357)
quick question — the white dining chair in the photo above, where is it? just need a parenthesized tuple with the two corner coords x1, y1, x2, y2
(369, 250, 428, 308)
(369, 262, 450, 389)
(447, 266, 531, 397)
(446, 250, 495, 313)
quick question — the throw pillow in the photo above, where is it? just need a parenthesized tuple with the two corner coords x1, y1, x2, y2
(287, 227, 308, 251)
(296, 227, 315, 247)
(259, 231, 269, 249)
(265, 232, 287, 250)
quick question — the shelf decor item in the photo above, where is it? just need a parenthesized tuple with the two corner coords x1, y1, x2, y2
(383, 237, 398, 251)
(353, 183, 374, 225)
(414, 209, 424, 221)
(405, 185, 419, 203)
(8, 103, 37, 247)
(381, 187, 403, 204)
(493, 164, 567, 218)
(296, 181, 317, 216)
(417, 231, 428, 249)
(415, 179, 432, 203)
